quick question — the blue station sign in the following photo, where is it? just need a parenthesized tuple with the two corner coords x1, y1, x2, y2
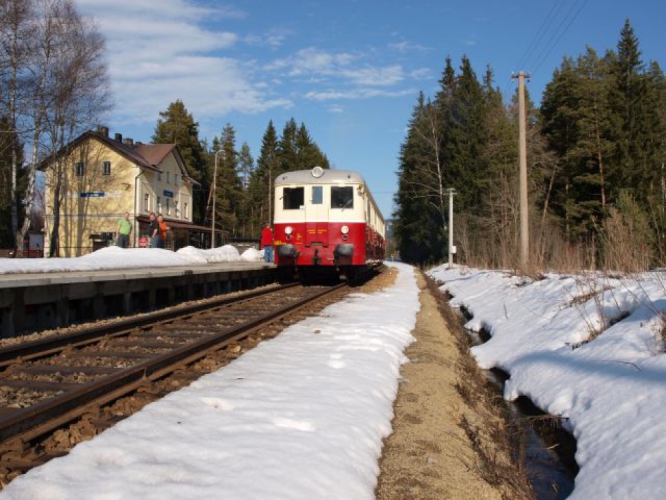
(163, 190, 174, 198)
(80, 191, 105, 198)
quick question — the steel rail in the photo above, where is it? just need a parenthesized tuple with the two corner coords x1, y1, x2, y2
(0, 282, 347, 445)
(0, 282, 300, 367)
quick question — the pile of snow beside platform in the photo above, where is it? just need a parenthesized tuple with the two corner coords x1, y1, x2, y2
(0, 263, 419, 500)
(241, 247, 263, 262)
(428, 265, 666, 500)
(0, 245, 259, 275)
(176, 245, 242, 263)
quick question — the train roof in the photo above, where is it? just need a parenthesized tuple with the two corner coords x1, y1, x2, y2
(274, 168, 366, 186)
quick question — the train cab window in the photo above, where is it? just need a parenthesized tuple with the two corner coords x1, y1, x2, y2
(283, 187, 304, 209)
(331, 186, 354, 209)
(312, 186, 323, 205)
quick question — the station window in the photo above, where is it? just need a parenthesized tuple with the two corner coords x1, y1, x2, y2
(103, 161, 111, 175)
(166, 172, 170, 184)
(157, 196, 162, 213)
(174, 200, 179, 217)
(184, 202, 188, 219)
(166, 198, 171, 215)
(331, 186, 354, 209)
(283, 187, 304, 210)
(312, 186, 323, 205)
(144, 193, 150, 211)
(75, 162, 85, 176)
(158, 172, 162, 182)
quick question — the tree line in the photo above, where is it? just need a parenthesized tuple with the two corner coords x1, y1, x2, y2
(394, 20, 666, 271)
(0, 0, 330, 254)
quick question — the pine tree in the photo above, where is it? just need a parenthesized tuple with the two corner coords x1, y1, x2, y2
(248, 120, 279, 229)
(152, 100, 207, 222)
(607, 19, 655, 201)
(393, 93, 447, 264)
(211, 123, 242, 236)
(236, 142, 254, 237)
(278, 118, 299, 175)
(446, 56, 489, 213)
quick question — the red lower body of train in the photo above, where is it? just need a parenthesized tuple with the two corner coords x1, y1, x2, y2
(273, 221, 384, 279)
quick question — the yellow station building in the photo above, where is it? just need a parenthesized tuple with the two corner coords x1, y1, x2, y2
(43, 127, 209, 256)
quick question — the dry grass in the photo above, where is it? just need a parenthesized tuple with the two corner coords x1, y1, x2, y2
(659, 314, 666, 353)
(426, 277, 535, 500)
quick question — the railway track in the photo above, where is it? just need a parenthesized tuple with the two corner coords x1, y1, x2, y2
(0, 279, 358, 482)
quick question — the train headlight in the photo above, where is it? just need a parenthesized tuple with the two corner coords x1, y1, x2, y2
(285, 226, 293, 235)
(341, 225, 349, 234)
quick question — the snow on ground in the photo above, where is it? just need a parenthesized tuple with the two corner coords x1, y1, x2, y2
(429, 265, 666, 500)
(0, 263, 419, 500)
(0, 245, 263, 275)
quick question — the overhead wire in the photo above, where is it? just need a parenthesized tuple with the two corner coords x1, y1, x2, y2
(514, 0, 566, 73)
(530, 0, 591, 76)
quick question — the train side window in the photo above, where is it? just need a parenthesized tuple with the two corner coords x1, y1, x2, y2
(312, 186, 323, 204)
(283, 187, 304, 209)
(331, 186, 353, 209)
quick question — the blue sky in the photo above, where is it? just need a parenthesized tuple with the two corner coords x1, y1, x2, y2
(73, 0, 664, 219)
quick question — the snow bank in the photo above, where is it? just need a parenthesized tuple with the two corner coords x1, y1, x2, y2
(241, 247, 263, 262)
(429, 265, 666, 499)
(175, 245, 241, 263)
(0, 245, 251, 275)
(0, 263, 420, 500)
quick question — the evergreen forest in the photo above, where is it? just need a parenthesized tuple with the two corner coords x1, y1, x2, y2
(394, 20, 666, 271)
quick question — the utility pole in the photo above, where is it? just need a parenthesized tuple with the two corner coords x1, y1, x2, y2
(512, 71, 530, 270)
(268, 154, 272, 226)
(447, 188, 456, 269)
(211, 149, 224, 249)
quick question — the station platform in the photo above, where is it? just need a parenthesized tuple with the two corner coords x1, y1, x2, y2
(0, 261, 277, 337)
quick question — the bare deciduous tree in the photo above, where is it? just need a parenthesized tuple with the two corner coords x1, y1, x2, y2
(0, 0, 110, 256)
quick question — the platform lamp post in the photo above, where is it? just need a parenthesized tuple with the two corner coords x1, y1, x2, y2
(211, 149, 225, 249)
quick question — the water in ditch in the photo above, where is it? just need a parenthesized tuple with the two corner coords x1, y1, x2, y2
(466, 329, 578, 499)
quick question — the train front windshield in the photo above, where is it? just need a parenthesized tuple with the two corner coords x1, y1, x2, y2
(283, 187, 305, 209)
(331, 186, 354, 209)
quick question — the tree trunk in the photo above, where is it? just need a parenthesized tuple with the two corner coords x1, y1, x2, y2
(593, 103, 606, 209)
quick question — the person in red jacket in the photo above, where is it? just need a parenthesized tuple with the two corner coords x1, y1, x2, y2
(261, 223, 274, 263)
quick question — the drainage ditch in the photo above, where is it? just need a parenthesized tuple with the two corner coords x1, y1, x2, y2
(465, 323, 578, 499)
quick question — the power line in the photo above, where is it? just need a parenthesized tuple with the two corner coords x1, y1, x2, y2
(515, 0, 566, 73)
(531, 0, 591, 76)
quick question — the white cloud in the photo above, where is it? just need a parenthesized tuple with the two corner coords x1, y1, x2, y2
(285, 47, 357, 75)
(245, 29, 290, 49)
(465, 34, 478, 46)
(72, 1, 423, 126)
(75, 0, 245, 21)
(71, 0, 290, 126)
(268, 48, 405, 88)
(304, 88, 415, 101)
(341, 65, 404, 86)
(388, 41, 431, 52)
(410, 68, 432, 80)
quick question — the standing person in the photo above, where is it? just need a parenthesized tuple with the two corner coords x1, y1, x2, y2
(117, 212, 132, 248)
(261, 223, 274, 263)
(148, 212, 159, 248)
(157, 214, 169, 249)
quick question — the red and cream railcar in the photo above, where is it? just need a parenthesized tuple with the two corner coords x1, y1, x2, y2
(273, 167, 385, 279)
